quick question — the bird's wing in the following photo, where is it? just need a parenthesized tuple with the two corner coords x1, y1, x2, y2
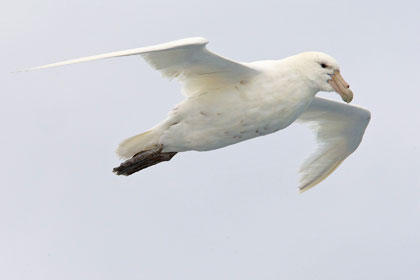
(21, 37, 259, 96)
(295, 97, 371, 193)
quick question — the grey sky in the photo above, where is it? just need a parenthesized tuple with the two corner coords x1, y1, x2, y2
(1, 0, 419, 279)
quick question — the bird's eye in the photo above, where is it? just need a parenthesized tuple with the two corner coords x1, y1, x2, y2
(320, 63, 327, 68)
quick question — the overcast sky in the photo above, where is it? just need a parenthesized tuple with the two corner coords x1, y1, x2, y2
(1, 1, 419, 279)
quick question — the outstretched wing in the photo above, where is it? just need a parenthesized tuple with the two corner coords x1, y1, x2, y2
(20, 37, 259, 96)
(296, 97, 371, 193)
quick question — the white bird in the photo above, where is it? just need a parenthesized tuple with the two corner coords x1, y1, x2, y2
(23, 37, 371, 192)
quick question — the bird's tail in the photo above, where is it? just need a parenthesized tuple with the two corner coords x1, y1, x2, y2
(116, 129, 161, 159)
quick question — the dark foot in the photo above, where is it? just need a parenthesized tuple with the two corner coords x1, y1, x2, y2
(113, 145, 177, 176)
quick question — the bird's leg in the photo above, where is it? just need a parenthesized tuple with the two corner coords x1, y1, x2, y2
(113, 144, 177, 176)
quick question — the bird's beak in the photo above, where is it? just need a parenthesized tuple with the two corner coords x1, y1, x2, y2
(328, 71, 353, 103)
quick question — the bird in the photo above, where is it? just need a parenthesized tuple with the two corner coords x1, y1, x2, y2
(22, 37, 371, 192)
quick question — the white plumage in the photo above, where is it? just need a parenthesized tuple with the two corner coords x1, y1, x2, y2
(23, 37, 371, 192)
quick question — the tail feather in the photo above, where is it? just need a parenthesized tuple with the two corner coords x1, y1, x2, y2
(116, 130, 160, 159)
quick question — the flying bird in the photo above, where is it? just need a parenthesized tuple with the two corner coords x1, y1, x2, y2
(22, 37, 371, 192)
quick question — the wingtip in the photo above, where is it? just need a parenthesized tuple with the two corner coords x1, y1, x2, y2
(298, 183, 317, 194)
(297, 160, 345, 194)
(10, 69, 27, 74)
(11, 66, 47, 73)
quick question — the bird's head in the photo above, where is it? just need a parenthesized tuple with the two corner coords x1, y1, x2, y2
(293, 52, 353, 103)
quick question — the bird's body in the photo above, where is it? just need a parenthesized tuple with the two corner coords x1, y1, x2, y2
(23, 37, 371, 192)
(156, 60, 315, 152)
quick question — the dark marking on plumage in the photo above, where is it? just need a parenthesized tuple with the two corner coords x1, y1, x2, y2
(196, 71, 222, 75)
